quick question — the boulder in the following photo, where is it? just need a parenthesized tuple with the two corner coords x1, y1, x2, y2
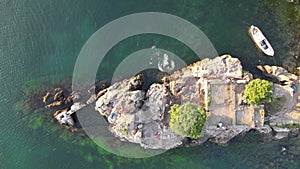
(257, 65, 298, 84)
(129, 74, 144, 90)
(88, 80, 110, 94)
(42, 92, 51, 103)
(271, 126, 291, 140)
(53, 109, 75, 126)
(256, 125, 272, 134)
(53, 102, 86, 126)
(45, 101, 63, 108)
(206, 125, 251, 144)
(69, 91, 81, 101)
(43, 88, 81, 109)
(53, 88, 64, 101)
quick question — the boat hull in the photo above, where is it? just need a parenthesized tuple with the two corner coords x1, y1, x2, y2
(248, 25, 274, 56)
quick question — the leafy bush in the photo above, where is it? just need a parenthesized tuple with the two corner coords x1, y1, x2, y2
(169, 102, 207, 139)
(243, 79, 273, 105)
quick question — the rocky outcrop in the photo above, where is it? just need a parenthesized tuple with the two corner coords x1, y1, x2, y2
(205, 125, 252, 144)
(43, 79, 109, 127)
(95, 74, 183, 149)
(257, 65, 298, 85)
(44, 55, 300, 149)
(93, 55, 255, 148)
(163, 54, 243, 106)
(53, 102, 86, 126)
(44, 88, 81, 109)
(257, 65, 300, 140)
(53, 109, 74, 126)
(42, 87, 84, 126)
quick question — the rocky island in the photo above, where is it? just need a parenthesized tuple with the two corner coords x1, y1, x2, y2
(43, 54, 300, 150)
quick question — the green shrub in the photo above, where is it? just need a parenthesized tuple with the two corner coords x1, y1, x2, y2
(168, 102, 207, 139)
(206, 97, 211, 106)
(243, 79, 273, 105)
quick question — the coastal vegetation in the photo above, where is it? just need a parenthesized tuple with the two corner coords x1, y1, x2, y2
(243, 79, 273, 105)
(168, 102, 207, 139)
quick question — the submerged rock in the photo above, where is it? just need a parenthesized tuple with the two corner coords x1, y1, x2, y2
(42, 92, 51, 103)
(53, 88, 64, 101)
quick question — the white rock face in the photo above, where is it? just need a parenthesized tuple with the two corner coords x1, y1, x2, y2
(189, 55, 243, 79)
(54, 110, 74, 126)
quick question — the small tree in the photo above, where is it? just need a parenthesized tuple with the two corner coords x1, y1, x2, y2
(243, 79, 273, 105)
(169, 102, 207, 139)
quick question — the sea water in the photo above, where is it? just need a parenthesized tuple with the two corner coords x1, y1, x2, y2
(1, 0, 300, 168)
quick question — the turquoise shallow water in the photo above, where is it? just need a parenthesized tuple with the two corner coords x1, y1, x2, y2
(1, 0, 300, 168)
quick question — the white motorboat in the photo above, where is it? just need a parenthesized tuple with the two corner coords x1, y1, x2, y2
(249, 25, 274, 56)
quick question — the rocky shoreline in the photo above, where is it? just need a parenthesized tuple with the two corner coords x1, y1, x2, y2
(42, 54, 300, 149)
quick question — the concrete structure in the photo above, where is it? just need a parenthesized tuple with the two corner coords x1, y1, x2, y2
(204, 79, 264, 127)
